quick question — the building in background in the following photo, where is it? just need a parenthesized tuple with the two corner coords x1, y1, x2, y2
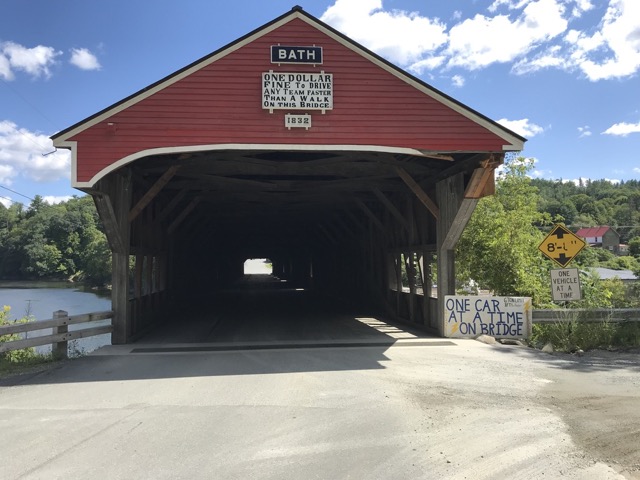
(576, 226, 621, 253)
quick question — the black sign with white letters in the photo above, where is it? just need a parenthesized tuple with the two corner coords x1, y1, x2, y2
(271, 46, 323, 64)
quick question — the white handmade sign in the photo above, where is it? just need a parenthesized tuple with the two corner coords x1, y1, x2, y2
(262, 72, 333, 111)
(444, 296, 533, 339)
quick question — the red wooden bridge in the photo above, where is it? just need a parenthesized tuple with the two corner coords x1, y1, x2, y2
(52, 7, 524, 344)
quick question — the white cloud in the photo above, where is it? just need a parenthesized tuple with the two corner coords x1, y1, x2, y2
(0, 197, 11, 208)
(531, 168, 550, 178)
(602, 121, 640, 136)
(634, 167, 640, 174)
(321, 0, 640, 81)
(446, 0, 568, 70)
(0, 164, 14, 185)
(43, 195, 73, 205)
(0, 54, 12, 80)
(578, 125, 592, 137)
(0, 41, 61, 80)
(570, 0, 595, 18)
(0, 120, 71, 184)
(488, 0, 532, 14)
(451, 74, 465, 87)
(321, 0, 447, 66)
(569, 0, 640, 81)
(512, 45, 565, 73)
(70, 48, 101, 70)
(495, 156, 551, 178)
(563, 176, 620, 184)
(408, 56, 446, 74)
(564, 177, 591, 186)
(496, 118, 544, 137)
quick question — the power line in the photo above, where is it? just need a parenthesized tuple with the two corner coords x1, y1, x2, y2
(0, 185, 34, 202)
(0, 194, 17, 205)
(0, 78, 61, 133)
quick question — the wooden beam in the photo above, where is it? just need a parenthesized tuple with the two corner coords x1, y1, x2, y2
(441, 198, 479, 251)
(396, 167, 440, 220)
(177, 173, 278, 190)
(343, 209, 367, 232)
(464, 156, 500, 199)
(388, 243, 437, 254)
(93, 193, 124, 253)
(168, 197, 201, 234)
(109, 171, 132, 345)
(156, 189, 187, 224)
(435, 172, 480, 337)
(372, 188, 411, 233)
(425, 152, 490, 186)
(317, 224, 338, 245)
(129, 165, 180, 222)
(323, 221, 347, 242)
(417, 153, 454, 161)
(355, 199, 385, 233)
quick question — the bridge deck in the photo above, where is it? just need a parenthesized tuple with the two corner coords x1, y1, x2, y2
(132, 274, 433, 349)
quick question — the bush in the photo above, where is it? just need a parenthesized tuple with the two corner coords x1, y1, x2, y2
(531, 313, 640, 352)
(0, 305, 38, 363)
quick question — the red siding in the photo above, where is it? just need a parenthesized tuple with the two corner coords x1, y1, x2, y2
(69, 18, 508, 183)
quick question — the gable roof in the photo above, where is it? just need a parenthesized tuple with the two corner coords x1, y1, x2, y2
(52, 6, 525, 150)
(576, 226, 618, 238)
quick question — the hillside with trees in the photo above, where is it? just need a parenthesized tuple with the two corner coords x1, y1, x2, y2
(532, 177, 640, 243)
(457, 157, 640, 309)
(0, 195, 110, 286)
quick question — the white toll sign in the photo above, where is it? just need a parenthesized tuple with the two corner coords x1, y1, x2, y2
(262, 72, 333, 111)
(550, 268, 582, 302)
(445, 296, 533, 339)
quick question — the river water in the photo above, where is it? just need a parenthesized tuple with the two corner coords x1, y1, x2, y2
(0, 281, 112, 355)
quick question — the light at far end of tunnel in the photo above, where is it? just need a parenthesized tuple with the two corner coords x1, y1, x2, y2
(243, 258, 273, 275)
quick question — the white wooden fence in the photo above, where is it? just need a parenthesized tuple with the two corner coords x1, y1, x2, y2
(0, 310, 113, 359)
(1, 308, 637, 358)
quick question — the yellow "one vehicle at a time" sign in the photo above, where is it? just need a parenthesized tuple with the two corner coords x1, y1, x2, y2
(538, 224, 586, 268)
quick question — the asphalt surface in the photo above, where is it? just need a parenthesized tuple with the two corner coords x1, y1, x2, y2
(1, 279, 638, 479)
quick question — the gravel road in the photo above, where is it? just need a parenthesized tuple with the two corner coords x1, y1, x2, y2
(1, 337, 639, 479)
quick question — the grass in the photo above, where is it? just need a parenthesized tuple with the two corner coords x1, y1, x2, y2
(0, 354, 59, 380)
(530, 319, 640, 352)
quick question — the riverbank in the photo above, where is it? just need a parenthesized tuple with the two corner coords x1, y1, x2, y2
(0, 356, 65, 384)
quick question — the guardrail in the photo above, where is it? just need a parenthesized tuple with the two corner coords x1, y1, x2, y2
(0, 310, 113, 359)
(533, 308, 640, 323)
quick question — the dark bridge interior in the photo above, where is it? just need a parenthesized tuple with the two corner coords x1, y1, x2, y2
(95, 147, 494, 342)
(131, 149, 472, 285)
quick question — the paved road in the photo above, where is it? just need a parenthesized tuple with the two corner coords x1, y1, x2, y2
(1, 286, 639, 479)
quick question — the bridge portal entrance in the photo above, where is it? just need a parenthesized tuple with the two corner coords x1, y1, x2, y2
(52, 7, 524, 344)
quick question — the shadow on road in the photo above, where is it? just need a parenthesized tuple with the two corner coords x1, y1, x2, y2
(3, 277, 454, 386)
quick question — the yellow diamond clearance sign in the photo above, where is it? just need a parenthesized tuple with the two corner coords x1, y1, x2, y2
(538, 224, 586, 268)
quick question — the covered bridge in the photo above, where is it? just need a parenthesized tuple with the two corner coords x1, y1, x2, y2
(52, 7, 525, 344)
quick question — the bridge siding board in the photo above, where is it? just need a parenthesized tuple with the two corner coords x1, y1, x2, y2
(69, 18, 507, 183)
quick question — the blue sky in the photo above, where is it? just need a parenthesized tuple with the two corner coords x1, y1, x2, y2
(1, 0, 639, 208)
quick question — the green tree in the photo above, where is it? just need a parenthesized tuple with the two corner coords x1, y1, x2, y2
(0, 195, 111, 285)
(79, 225, 112, 286)
(456, 157, 552, 306)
